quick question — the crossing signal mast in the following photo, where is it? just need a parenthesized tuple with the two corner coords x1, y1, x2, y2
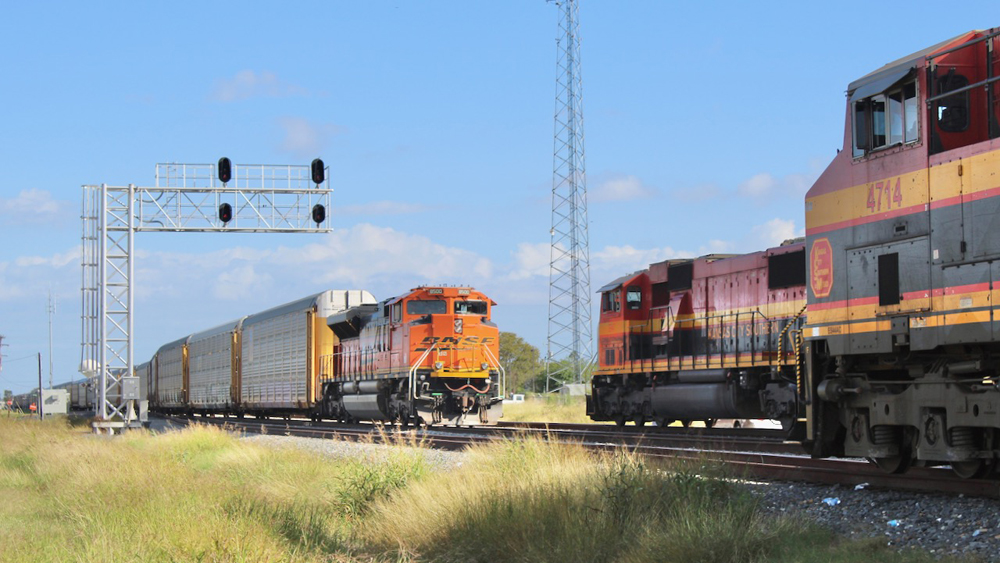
(545, 0, 593, 391)
(80, 159, 332, 432)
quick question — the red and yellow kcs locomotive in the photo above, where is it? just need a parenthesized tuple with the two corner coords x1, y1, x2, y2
(591, 27, 1000, 478)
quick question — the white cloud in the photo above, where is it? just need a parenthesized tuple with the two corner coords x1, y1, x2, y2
(333, 201, 431, 216)
(0, 246, 80, 303)
(590, 175, 656, 202)
(210, 70, 309, 102)
(212, 263, 273, 300)
(509, 241, 690, 283)
(697, 239, 735, 255)
(738, 172, 815, 199)
(14, 248, 79, 268)
(751, 218, 803, 248)
(508, 242, 551, 281)
(276, 117, 339, 158)
(592, 244, 686, 276)
(276, 224, 494, 286)
(0, 189, 67, 224)
(738, 173, 777, 198)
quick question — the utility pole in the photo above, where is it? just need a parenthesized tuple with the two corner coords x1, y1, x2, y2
(37, 352, 43, 420)
(48, 292, 55, 389)
(546, 0, 593, 392)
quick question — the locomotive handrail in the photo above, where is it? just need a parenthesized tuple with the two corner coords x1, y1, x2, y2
(925, 75, 1000, 104)
(777, 304, 808, 362)
(480, 343, 506, 400)
(408, 342, 438, 400)
(926, 28, 1000, 63)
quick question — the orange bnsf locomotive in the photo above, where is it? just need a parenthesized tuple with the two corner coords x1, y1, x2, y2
(323, 286, 504, 426)
(149, 286, 504, 427)
(592, 28, 1000, 477)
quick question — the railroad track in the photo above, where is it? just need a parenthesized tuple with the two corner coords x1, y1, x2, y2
(159, 414, 1000, 499)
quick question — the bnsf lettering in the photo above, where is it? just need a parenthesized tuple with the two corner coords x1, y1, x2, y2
(416, 335, 494, 351)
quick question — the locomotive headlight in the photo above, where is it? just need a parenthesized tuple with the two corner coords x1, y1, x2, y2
(485, 377, 491, 385)
(480, 362, 489, 370)
(434, 361, 444, 370)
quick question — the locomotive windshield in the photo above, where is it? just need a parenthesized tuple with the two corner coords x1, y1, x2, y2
(406, 300, 447, 315)
(455, 300, 488, 315)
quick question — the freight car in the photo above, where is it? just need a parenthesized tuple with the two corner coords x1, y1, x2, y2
(147, 286, 504, 426)
(151, 290, 375, 417)
(590, 28, 1000, 478)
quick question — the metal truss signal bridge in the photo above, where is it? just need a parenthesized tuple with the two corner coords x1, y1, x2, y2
(81, 160, 332, 432)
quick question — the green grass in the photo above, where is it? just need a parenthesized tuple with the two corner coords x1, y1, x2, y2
(0, 417, 975, 562)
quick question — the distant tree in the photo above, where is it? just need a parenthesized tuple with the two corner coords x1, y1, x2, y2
(2, 390, 10, 403)
(528, 353, 595, 392)
(498, 332, 542, 394)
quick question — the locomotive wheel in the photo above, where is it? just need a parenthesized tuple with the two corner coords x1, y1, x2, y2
(950, 459, 989, 479)
(869, 454, 912, 474)
(681, 420, 691, 428)
(614, 415, 627, 427)
(704, 419, 716, 428)
(633, 415, 646, 427)
(655, 417, 673, 428)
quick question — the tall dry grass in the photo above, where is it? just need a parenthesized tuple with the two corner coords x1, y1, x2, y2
(0, 417, 967, 563)
(0, 417, 426, 562)
(500, 394, 601, 424)
(361, 435, 796, 563)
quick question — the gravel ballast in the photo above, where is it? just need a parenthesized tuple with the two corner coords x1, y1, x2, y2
(748, 479, 1000, 561)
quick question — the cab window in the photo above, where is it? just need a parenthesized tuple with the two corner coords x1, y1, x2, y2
(853, 80, 918, 157)
(455, 300, 488, 315)
(626, 286, 642, 310)
(601, 289, 621, 313)
(406, 300, 447, 315)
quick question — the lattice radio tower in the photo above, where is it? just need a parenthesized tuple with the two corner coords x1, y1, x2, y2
(546, 0, 593, 391)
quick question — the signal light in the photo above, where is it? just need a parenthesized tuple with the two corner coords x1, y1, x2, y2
(219, 203, 233, 224)
(311, 204, 326, 224)
(218, 157, 232, 184)
(311, 158, 325, 185)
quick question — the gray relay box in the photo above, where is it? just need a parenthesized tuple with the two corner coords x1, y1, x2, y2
(121, 377, 140, 400)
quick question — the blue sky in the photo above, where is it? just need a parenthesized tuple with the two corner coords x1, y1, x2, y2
(0, 1, 993, 393)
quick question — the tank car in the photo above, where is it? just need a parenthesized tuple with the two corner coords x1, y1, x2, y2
(323, 286, 505, 426)
(588, 243, 807, 430)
